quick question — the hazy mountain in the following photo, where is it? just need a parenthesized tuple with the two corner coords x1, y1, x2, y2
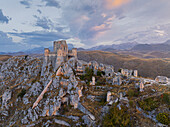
(0, 44, 75, 55)
(77, 48, 85, 51)
(24, 43, 74, 54)
(112, 42, 138, 50)
(0, 52, 26, 56)
(164, 40, 170, 45)
(24, 47, 45, 54)
(88, 45, 111, 51)
(88, 42, 138, 51)
(131, 43, 170, 52)
(0, 52, 6, 55)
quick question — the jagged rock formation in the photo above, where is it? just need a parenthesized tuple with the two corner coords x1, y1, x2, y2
(0, 56, 99, 126)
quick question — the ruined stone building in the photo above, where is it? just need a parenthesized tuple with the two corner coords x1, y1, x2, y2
(44, 40, 77, 69)
(155, 76, 168, 84)
(121, 68, 138, 77)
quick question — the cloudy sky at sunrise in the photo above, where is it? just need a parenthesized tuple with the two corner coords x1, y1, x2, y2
(0, 0, 170, 52)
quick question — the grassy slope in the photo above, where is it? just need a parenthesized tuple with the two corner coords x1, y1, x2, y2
(0, 55, 12, 61)
(78, 51, 170, 79)
(117, 51, 170, 58)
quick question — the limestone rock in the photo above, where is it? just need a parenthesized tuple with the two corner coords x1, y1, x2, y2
(70, 94, 79, 109)
(106, 91, 112, 102)
(2, 89, 12, 109)
(54, 119, 70, 127)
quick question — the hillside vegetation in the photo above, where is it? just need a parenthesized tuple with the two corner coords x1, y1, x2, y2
(0, 55, 12, 61)
(78, 51, 170, 79)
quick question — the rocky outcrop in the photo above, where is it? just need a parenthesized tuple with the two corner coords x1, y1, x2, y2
(54, 119, 70, 127)
(1, 89, 12, 109)
(32, 80, 53, 109)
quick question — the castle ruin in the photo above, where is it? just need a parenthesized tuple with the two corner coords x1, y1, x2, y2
(44, 40, 77, 69)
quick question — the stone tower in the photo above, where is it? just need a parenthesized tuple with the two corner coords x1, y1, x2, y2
(44, 40, 77, 70)
(53, 40, 68, 62)
(44, 48, 50, 64)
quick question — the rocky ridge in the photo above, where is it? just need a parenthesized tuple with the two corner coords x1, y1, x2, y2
(0, 56, 100, 126)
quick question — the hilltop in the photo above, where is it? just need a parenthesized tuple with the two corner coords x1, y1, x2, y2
(0, 55, 12, 62)
(78, 51, 170, 79)
(0, 55, 169, 127)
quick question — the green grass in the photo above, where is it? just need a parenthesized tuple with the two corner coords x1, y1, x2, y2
(138, 97, 159, 111)
(102, 104, 133, 127)
(156, 113, 170, 125)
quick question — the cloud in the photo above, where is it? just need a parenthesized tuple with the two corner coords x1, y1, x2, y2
(33, 15, 52, 30)
(0, 9, 11, 24)
(92, 24, 106, 31)
(42, 0, 60, 8)
(20, 0, 32, 8)
(105, 0, 131, 9)
(0, 31, 13, 45)
(37, 9, 42, 14)
(115, 23, 170, 44)
(1, 0, 170, 50)
(60, 0, 119, 45)
(33, 15, 67, 32)
(154, 30, 166, 36)
(0, 31, 25, 52)
(9, 31, 70, 45)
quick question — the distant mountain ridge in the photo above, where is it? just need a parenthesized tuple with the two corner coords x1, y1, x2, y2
(24, 43, 74, 54)
(164, 40, 170, 45)
(131, 41, 170, 52)
(0, 44, 74, 55)
(88, 42, 138, 51)
(0, 40, 169, 55)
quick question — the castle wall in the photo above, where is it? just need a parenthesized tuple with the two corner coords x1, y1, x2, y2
(71, 48, 77, 59)
(44, 48, 50, 56)
(49, 53, 57, 68)
(44, 40, 77, 70)
(68, 48, 77, 59)
(44, 48, 50, 65)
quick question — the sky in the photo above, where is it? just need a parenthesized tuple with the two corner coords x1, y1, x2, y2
(0, 0, 170, 52)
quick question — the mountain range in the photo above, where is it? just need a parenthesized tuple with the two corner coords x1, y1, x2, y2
(131, 40, 170, 52)
(0, 40, 169, 55)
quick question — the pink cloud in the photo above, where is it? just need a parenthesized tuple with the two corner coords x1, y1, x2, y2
(91, 24, 106, 31)
(105, 0, 131, 9)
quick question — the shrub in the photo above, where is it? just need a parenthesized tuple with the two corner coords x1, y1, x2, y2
(156, 113, 170, 125)
(17, 89, 26, 98)
(103, 105, 132, 126)
(24, 55, 28, 60)
(127, 89, 139, 98)
(101, 71, 105, 76)
(97, 71, 102, 77)
(98, 93, 107, 106)
(20, 66, 24, 71)
(43, 93, 48, 99)
(118, 68, 121, 73)
(79, 67, 94, 83)
(32, 79, 37, 84)
(162, 93, 170, 105)
(96, 77, 106, 86)
(138, 97, 159, 111)
(129, 100, 134, 107)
